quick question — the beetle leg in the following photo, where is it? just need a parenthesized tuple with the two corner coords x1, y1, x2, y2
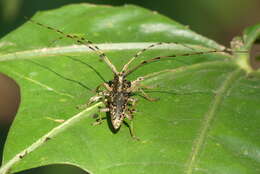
(99, 108, 110, 112)
(125, 112, 133, 120)
(129, 77, 157, 101)
(129, 120, 139, 141)
(92, 117, 105, 126)
(88, 94, 103, 104)
(92, 106, 110, 126)
(95, 82, 112, 92)
(78, 89, 109, 109)
(128, 97, 138, 106)
(123, 120, 140, 141)
(92, 113, 104, 126)
(129, 77, 145, 92)
(125, 110, 140, 140)
(130, 76, 156, 92)
(139, 88, 158, 102)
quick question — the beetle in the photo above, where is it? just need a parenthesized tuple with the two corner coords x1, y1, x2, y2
(27, 18, 229, 139)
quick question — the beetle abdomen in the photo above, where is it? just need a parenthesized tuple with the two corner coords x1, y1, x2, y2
(109, 91, 129, 129)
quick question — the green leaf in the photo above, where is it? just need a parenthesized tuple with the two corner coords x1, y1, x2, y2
(1, 3, 260, 174)
(243, 23, 260, 49)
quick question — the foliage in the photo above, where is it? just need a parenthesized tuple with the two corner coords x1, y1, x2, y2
(0, 3, 259, 174)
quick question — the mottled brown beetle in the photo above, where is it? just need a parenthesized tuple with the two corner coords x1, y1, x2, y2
(27, 18, 228, 139)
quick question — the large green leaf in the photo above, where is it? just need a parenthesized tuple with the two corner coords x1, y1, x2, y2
(0, 3, 259, 174)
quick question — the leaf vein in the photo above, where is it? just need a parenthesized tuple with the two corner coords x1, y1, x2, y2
(184, 69, 244, 174)
(10, 69, 74, 98)
(0, 102, 103, 174)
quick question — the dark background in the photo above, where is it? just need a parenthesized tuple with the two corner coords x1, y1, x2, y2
(0, 0, 259, 173)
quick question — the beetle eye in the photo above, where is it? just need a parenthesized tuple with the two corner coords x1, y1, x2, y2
(108, 81, 113, 86)
(127, 81, 131, 87)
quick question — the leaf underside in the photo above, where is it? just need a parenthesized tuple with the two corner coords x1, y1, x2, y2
(0, 3, 259, 174)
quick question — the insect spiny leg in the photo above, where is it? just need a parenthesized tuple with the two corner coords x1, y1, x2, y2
(123, 120, 140, 140)
(139, 89, 157, 102)
(26, 18, 119, 74)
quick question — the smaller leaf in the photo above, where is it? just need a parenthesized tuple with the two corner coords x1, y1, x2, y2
(243, 23, 260, 50)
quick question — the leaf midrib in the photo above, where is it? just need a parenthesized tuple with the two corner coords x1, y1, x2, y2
(0, 42, 229, 62)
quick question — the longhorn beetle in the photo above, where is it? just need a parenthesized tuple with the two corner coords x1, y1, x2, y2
(27, 18, 230, 139)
